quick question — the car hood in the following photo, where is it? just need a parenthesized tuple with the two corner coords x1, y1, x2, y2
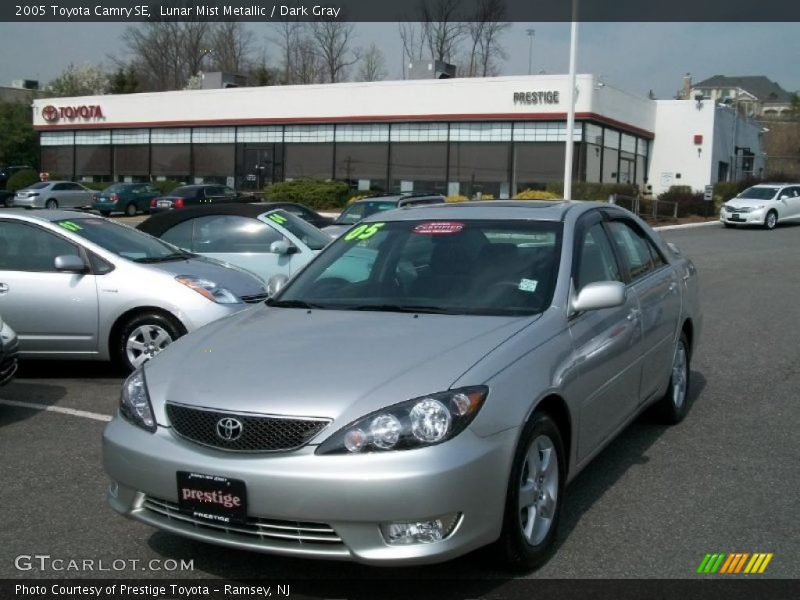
(321, 224, 350, 238)
(149, 255, 266, 298)
(145, 307, 536, 428)
(725, 197, 775, 208)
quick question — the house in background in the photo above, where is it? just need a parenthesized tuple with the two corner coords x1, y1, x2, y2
(691, 75, 794, 118)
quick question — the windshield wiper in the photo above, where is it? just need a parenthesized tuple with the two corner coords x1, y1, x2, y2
(133, 252, 194, 263)
(349, 304, 453, 314)
(265, 298, 327, 309)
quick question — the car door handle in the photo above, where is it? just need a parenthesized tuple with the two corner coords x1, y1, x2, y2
(0, 283, 8, 294)
(668, 282, 678, 293)
(626, 308, 640, 322)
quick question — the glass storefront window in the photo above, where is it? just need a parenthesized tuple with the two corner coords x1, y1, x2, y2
(512, 143, 565, 193)
(284, 143, 333, 180)
(389, 143, 447, 194)
(151, 144, 190, 182)
(602, 148, 619, 183)
(75, 146, 112, 181)
(41, 147, 74, 179)
(335, 143, 389, 192)
(236, 143, 280, 191)
(448, 142, 510, 199)
(584, 143, 602, 183)
(113, 146, 149, 182)
(193, 144, 235, 186)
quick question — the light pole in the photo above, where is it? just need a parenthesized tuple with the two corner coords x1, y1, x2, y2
(526, 29, 535, 75)
(563, 1, 579, 200)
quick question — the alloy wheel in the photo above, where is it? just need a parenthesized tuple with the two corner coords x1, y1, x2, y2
(518, 434, 559, 546)
(125, 324, 173, 369)
(672, 341, 688, 409)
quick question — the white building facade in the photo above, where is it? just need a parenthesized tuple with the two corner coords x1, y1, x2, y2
(31, 75, 760, 198)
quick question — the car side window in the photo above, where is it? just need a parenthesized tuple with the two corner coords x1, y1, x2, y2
(607, 220, 656, 281)
(191, 215, 283, 253)
(223, 187, 238, 197)
(160, 220, 194, 251)
(0, 221, 80, 272)
(575, 222, 622, 291)
(52, 183, 68, 191)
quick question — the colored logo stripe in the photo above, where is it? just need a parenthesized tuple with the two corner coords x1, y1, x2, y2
(697, 553, 773, 574)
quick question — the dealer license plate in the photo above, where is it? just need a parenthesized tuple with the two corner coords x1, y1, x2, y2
(177, 471, 247, 524)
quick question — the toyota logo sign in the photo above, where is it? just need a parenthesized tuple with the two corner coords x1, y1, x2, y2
(42, 105, 59, 122)
(216, 417, 243, 442)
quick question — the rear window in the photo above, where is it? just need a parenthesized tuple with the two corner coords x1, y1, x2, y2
(171, 186, 202, 198)
(25, 182, 49, 190)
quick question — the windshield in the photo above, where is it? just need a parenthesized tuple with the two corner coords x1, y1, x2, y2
(274, 219, 562, 316)
(335, 200, 399, 225)
(263, 210, 330, 251)
(737, 187, 778, 200)
(54, 218, 190, 262)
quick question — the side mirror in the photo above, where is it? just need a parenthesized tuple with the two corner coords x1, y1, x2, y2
(267, 274, 289, 297)
(54, 254, 88, 273)
(571, 281, 626, 313)
(779, 194, 790, 200)
(666, 242, 681, 255)
(269, 240, 298, 255)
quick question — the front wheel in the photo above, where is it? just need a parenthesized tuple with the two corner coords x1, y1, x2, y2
(45, 199, 58, 209)
(114, 312, 184, 373)
(495, 411, 565, 572)
(652, 332, 690, 424)
(764, 210, 778, 230)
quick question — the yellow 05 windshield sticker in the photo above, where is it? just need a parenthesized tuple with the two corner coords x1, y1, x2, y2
(268, 213, 288, 225)
(58, 221, 82, 232)
(344, 222, 385, 241)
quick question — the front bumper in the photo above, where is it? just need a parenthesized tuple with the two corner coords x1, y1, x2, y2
(92, 200, 120, 212)
(720, 209, 765, 225)
(103, 415, 517, 565)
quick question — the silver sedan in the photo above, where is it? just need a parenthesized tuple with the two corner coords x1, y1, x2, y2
(103, 201, 702, 570)
(12, 180, 95, 209)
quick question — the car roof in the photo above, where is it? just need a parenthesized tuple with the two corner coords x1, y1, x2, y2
(136, 202, 297, 236)
(747, 183, 792, 187)
(0, 208, 105, 223)
(360, 199, 597, 222)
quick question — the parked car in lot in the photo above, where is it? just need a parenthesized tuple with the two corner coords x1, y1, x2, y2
(0, 210, 266, 372)
(720, 183, 800, 229)
(150, 185, 251, 215)
(323, 193, 446, 238)
(92, 183, 162, 217)
(103, 200, 701, 570)
(12, 181, 95, 209)
(138, 204, 332, 283)
(0, 313, 18, 386)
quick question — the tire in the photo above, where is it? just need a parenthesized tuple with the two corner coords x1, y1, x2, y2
(764, 210, 778, 230)
(495, 411, 565, 572)
(722, 222, 734, 228)
(652, 332, 691, 425)
(100, 210, 111, 217)
(45, 199, 58, 209)
(114, 312, 184, 373)
(124, 202, 137, 217)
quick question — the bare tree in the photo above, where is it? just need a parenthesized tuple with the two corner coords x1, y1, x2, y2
(270, 21, 303, 84)
(357, 43, 388, 82)
(293, 36, 324, 84)
(309, 21, 360, 83)
(474, 0, 510, 77)
(419, 0, 467, 63)
(399, 23, 426, 65)
(209, 22, 254, 74)
(121, 20, 212, 91)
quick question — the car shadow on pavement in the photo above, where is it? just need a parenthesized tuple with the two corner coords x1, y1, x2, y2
(552, 370, 707, 555)
(15, 359, 126, 379)
(0, 380, 67, 428)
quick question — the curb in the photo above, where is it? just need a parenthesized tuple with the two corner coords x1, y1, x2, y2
(654, 220, 720, 232)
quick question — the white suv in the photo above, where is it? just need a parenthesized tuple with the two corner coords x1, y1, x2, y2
(721, 183, 800, 230)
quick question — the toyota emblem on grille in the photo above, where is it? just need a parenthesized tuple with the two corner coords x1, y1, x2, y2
(216, 417, 243, 441)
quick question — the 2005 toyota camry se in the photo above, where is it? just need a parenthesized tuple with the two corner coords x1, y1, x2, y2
(103, 200, 701, 571)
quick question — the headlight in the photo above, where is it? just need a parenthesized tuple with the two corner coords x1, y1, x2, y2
(316, 386, 488, 455)
(120, 369, 157, 432)
(754, 204, 765, 210)
(176, 276, 239, 304)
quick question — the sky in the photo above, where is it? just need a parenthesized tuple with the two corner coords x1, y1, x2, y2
(0, 22, 798, 99)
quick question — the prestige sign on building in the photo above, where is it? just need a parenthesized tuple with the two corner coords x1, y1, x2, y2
(513, 90, 561, 105)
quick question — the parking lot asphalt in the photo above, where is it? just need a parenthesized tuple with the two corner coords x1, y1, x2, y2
(0, 222, 798, 582)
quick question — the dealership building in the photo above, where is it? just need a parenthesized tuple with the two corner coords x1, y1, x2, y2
(31, 74, 764, 198)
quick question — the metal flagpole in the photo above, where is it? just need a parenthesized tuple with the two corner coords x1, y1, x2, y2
(563, 0, 579, 200)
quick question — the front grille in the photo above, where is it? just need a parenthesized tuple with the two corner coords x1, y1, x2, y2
(166, 402, 330, 452)
(241, 293, 268, 304)
(141, 496, 343, 545)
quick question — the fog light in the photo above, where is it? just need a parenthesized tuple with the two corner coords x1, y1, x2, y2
(380, 512, 461, 545)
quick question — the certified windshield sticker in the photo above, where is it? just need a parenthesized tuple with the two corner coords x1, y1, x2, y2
(413, 222, 465, 235)
(58, 221, 82, 232)
(518, 279, 538, 292)
(344, 222, 385, 241)
(267, 213, 288, 225)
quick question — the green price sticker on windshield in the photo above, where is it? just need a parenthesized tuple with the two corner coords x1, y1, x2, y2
(268, 213, 288, 225)
(58, 221, 82, 232)
(344, 222, 385, 241)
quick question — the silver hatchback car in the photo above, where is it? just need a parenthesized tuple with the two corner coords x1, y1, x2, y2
(103, 201, 701, 570)
(0, 210, 267, 372)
